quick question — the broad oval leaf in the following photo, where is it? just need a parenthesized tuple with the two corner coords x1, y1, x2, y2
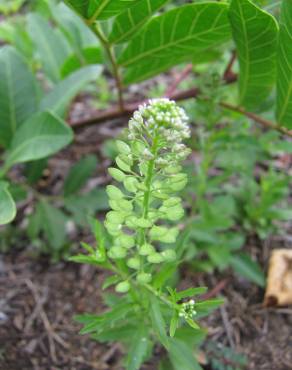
(229, 0, 278, 110)
(276, 0, 292, 128)
(65, 0, 136, 20)
(40, 65, 102, 116)
(0, 182, 16, 225)
(109, 0, 169, 44)
(0, 46, 39, 148)
(27, 13, 71, 82)
(6, 111, 73, 167)
(118, 3, 231, 84)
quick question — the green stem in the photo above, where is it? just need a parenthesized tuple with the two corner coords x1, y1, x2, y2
(90, 23, 125, 111)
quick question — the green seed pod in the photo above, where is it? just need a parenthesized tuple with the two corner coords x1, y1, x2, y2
(164, 165, 182, 174)
(132, 140, 146, 156)
(106, 211, 125, 224)
(116, 140, 131, 155)
(106, 185, 124, 200)
(161, 249, 176, 262)
(149, 225, 168, 239)
(147, 252, 163, 264)
(108, 246, 127, 259)
(164, 205, 184, 221)
(127, 257, 140, 270)
(116, 234, 135, 249)
(134, 218, 152, 228)
(163, 197, 182, 208)
(104, 220, 122, 236)
(159, 227, 179, 243)
(137, 272, 152, 284)
(108, 167, 125, 182)
(116, 155, 131, 172)
(167, 173, 188, 191)
(109, 199, 133, 212)
(124, 176, 139, 193)
(139, 243, 155, 256)
(115, 281, 130, 293)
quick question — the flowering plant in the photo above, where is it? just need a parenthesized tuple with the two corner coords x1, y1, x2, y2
(71, 99, 222, 370)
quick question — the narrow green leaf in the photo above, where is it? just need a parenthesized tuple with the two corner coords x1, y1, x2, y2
(109, 0, 169, 44)
(6, 111, 73, 167)
(168, 338, 203, 370)
(176, 287, 208, 301)
(126, 324, 150, 370)
(0, 182, 16, 225)
(229, 0, 278, 109)
(41, 65, 102, 117)
(119, 3, 231, 83)
(230, 253, 265, 287)
(276, 0, 292, 128)
(0, 46, 39, 148)
(149, 295, 169, 349)
(27, 13, 70, 82)
(64, 155, 97, 196)
(65, 0, 136, 20)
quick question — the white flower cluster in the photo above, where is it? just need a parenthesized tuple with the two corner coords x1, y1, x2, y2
(128, 98, 191, 164)
(179, 299, 197, 319)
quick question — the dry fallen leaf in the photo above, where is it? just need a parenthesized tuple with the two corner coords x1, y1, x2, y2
(264, 249, 292, 307)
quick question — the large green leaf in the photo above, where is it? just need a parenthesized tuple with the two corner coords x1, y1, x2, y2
(0, 46, 38, 148)
(229, 0, 278, 110)
(0, 182, 16, 225)
(60, 47, 102, 77)
(40, 65, 102, 116)
(276, 0, 292, 128)
(27, 13, 71, 82)
(5, 111, 73, 167)
(65, 0, 136, 20)
(118, 3, 231, 83)
(109, 0, 169, 44)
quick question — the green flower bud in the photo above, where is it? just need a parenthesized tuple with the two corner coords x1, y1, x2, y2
(137, 273, 152, 284)
(147, 252, 163, 264)
(139, 243, 155, 256)
(108, 246, 127, 259)
(108, 167, 125, 182)
(115, 281, 130, 293)
(127, 257, 140, 270)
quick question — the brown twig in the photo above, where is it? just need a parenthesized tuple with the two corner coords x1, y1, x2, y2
(223, 50, 237, 82)
(25, 279, 69, 363)
(220, 102, 292, 137)
(201, 279, 229, 300)
(165, 64, 193, 97)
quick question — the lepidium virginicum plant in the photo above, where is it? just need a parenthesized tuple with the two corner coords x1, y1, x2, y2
(72, 99, 222, 370)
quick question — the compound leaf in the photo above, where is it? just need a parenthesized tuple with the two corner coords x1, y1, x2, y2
(118, 3, 231, 84)
(276, 0, 292, 128)
(229, 0, 278, 109)
(109, 0, 169, 44)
